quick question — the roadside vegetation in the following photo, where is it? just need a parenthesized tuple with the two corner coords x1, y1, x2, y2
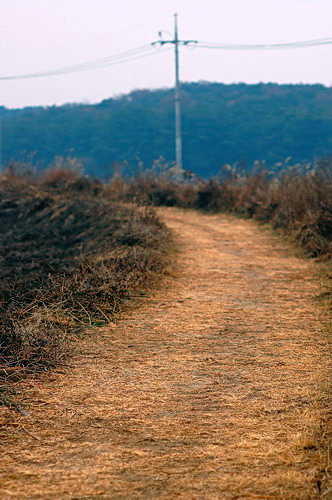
(0, 163, 172, 395)
(118, 158, 332, 261)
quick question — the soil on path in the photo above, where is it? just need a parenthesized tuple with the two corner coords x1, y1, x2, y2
(1, 208, 331, 499)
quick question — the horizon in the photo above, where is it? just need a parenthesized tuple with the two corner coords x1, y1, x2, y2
(1, 79, 331, 111)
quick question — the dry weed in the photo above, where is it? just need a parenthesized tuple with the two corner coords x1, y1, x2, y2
(0, 167, 172, 391)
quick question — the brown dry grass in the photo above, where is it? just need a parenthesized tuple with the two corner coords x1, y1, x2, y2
(0, 166, 171, 387)
(119, 160, 332, 260)
(1, 208, 331, 498)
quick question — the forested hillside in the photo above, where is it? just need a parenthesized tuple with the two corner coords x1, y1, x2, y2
(1, 82, 332, 177)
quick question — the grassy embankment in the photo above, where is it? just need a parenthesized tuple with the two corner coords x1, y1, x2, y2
(0, 166, 172, 402)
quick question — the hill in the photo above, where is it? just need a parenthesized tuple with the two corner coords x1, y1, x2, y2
(1, 82, 332, 177)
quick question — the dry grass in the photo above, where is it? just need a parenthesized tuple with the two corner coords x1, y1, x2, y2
(118, 159, 332, 260)
(1, 208, 331, 498)
(1, 160, 331, 497)
(0, 165, 172, 391)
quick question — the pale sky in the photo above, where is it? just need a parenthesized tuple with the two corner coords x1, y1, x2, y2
(0, 0, 331, 108)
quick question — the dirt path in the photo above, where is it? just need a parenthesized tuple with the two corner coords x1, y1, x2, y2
(1, 208, 331, 499)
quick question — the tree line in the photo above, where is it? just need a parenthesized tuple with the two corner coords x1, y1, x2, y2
(1, 81, 332, 177)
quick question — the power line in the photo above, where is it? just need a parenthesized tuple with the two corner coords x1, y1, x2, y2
(196, 37, 332, 51)
(1, 33, 331, 81)
(0, 45, 170, 81)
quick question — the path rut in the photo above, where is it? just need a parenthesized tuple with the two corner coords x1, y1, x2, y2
(1, 208, 331, 499)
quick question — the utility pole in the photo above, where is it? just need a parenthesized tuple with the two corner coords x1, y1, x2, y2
(174, 13, 182, 170)
(152, 14, 197, 170)
(0, 117, 2, 171)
